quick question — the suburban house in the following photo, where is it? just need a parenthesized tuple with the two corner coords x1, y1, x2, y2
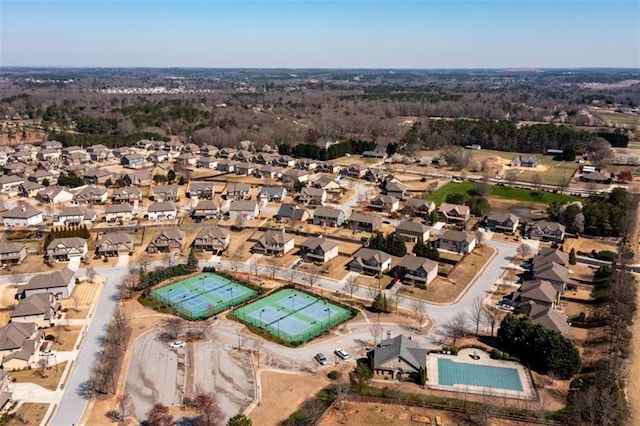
(296, 187, 327, 206)
(316, 162, 341, 174)
(395, 221, 430, 243)
(312, 207, 346, 227)
(233, 150, 253, 163)
(120, 153, 146, 168)
(3, 206, 44, 227)
(581, 171, 611, 184)
(253, 153, 276, 165)
(402, 198, 436, 217)
(274, 203, 310, 223)
(147, 202, 178, 221)
(486, 212, 520, 234)
(188, 182, 215, 199)
(19, 268, 75, 299)
(281, 169, 309, 186)
(513, 279, 561, 313)
(312, 176, 341, 192)
(368, 334, 427, 380)
(532, 247, 569, 267)
(526, 221, 566, 242)
(385, 181, 408, 200)
(251, 230, 295, 256)
(0, 242, 27, 265)
(36, 186, 73, 204)
(395, 256, 438, 287)
(528, 305, 574, 339)
(363, 150, 386, 159)
(147, 229, 185, 253)
(28, 170, 56, 185)
(254, 165, 280, 180)
(0, 322, 44, 371)
(216, 160, 236, 173)
(258, 186, 287, 203)
(73, 185, 108, 205)
(295, 159, 317, 171)
(347, 212, 382, 232)
(510, 156, 541, 168)
(229, 200, 260, 220)
(112, 186, 143, 205)
(192, 200, 220, 220)
(46, 237, 88, 261)
(192, 227, 230, 254)
(344, 165, 365, 178)
(83, 169, 112, 185)
(152, 184, 180, 202)
(299, 236, 339, 264)
(217, 148, 236, 159)
(368, 194, 399, 213)
(54, 206, 96, 226)
(234, 163, 256, 176)
(96, 233, 134, 256)
(20, 181, 45, 198)
(532, 262, 571, 294)
(273, 155, 295, 168)
(225, 183, 252, 201)
(196, 157, 219, 169)
(103, 204, 134, 223)
(438, 203, 471, 225)
(120, 171, 152, 186)
(175, 152, 197, 167)
(0, 175, 25, 193)
(364, 169, 383, 183)
(347, 248, 392, 276)
(10, 293, 60, 328)
(436, 230, 476, 255)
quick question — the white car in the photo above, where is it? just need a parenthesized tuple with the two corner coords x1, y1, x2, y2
(39, 350, 56, 357)
(170, 341, 186, 349)
(334, 348, 349, 360)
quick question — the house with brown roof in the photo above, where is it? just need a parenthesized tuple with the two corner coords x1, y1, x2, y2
(347, 248, 392, 277)
(313, 207, 346, 227)
(83, 168, 112, 185)
(0, 322, 44, 371)
(46, 237, 88, 261)
(152, 184, 180, 202)
(368, 334, 427, 380)
(281, 169, 309, 186)
(112, 186, 143, 205)
(54, 206, 96, 226)
(254, 165, 281, 180)
(192, 227, 230, 254)
(368, 194, 399, 213)
(299, 236, 339, 264)
(196, 157, 219, 169)
(395, 221, 430, 243)
(147, 202, 177, 221)
(274, 203, 310, 223)
(96, 233, 134, 256)
(3, 206, 44, 227)
(251, 230, 295, 256)
(147, 229, 185, 253)
(385, 181, 407, 200)
(395, 256, 438, 287)
(225, 183, 252, 201)
(10, 293, 60, 328)
(316, 162, 341, 174)
(513, 279, 561, 313)
(486, 212, 519, 234)
(296, 187, 327, 206)
(20, 268, 75, 299)
(436, 230, 476, 254)
(73, 185, 108, 205)
(229, 200, 260, 220)
(529, 305, 574, 339)
(0, 242, 27, 265)
(344, 165, 365, 178)
(104, 204, 134, 223)
(438, 203, 470, 225)
(402, 198, 436, 217)
(192, 200, 220, 220)
(347, 212, 382, 232)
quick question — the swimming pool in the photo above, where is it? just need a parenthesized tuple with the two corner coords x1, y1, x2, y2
(437, 358, 523, 391)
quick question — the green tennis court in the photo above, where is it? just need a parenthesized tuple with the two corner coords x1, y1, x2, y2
(235, 288, 352, 344)
(437, 358, 524, 391)
(151, 273, 258, 320)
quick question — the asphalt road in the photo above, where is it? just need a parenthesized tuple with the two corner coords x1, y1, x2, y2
(51, 265, 129, 426)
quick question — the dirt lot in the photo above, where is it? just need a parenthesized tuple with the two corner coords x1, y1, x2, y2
(0, 283, 18, 325)
(561, 236, 619, 257)
(319, 401, 466, 426)
(6, 403, 50, 426)
(249, 370, 331, 426)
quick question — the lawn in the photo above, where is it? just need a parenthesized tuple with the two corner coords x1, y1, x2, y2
(426, 182, 581, 206)
(11, 361, 67, 391)
(6, 403, 50, 426)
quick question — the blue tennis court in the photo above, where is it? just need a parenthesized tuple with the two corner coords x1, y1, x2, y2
(437, 358, 523, 391)
(151, 273, 258, 319)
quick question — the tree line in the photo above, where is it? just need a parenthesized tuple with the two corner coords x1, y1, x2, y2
(278, 139, 377, 161)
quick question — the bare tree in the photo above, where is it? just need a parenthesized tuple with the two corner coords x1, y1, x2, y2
(506, 170, 517, 187)
(303, 265, 321, 288)
(265, 257, 279, 279)
(37, 357, 49, 378)
(468, 296, 484, 336)
(249, 260, 261, 277)
(86, 266, 96, 283)
(287, 268, 298, 285)
(370, 321, 382, 346)
(146, 403, 174, 426)
(443, 312, 468, 346)
(482, 305, 501, 337)
(412, 300, 427, 331)
(162, 252, 174, 267)
(343, 275, 358, 299)
(192, 388, 224, 426)
(531, 173, 542, 192)
(112, 306, 130, 346)
(164, 317, 183, 340)
(117, 392, 133, 420)
(516, 243, 532, 261)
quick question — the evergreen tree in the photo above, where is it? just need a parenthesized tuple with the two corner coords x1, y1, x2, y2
(569, 248, 577, 265)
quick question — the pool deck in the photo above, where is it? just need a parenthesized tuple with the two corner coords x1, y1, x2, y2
(427, 348, 537, 400)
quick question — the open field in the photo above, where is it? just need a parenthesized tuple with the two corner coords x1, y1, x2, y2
(10, 361, 67, 391)
(427, 181, 581, 206)
(6, 403, 50, 426)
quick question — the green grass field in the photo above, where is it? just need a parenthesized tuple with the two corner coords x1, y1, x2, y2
(427, 182, 581, 206)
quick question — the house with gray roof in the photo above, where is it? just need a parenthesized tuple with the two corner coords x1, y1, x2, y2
(73, 185, 108, 205)
(513, 279, 561, 312)
(225, 183, 252, 201)
(385, 181, 407, 200)
(274, 203, 310, 223)
(368, 194, 399, 213)
(0, 322, 43, 371)
(152, 184, 180, 202)
(46, 237, 88, 261)
(0, 242, 27, 265)
(192, 199, 220, 220)
(147, 201, 177, 221)
(188, 182, 215, 199)
(486, 212, 519, 234)
(54, 206, 96, 226)
(438, 203, 470, 225)
(112, 186, 143, 205)
(229, 200, 260, 220)
(312, 207, 346, 227)
(347, 248, 392, 277)
(347, 212, 382, 232)
(526, 221, 565, 242)
(96, 232, 134, 256)
(20, 268, 75, 299)
(192, 227, 230, 254)
(368, 334, 427, 380)
(436, 230, 476, 254)
(402, 198, 436, 217)
(296, 187, 327, 206)
(251, 230, 295, 256)
(258, 186, 287, 203)
(300, 236, 339, 264)
(147, 229, 185, 253)
(3, 206, 44, 227)
(529, 304, 574, 339)
(395, 221, 431, 243)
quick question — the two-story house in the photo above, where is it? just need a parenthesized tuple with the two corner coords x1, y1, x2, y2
(0, 322, 44, 371)
(147, 229, 185, 253)
(347, 212, 382, 232)
(385, 181, 407, 200)
(188, 182, 215, 200)
(438, 203, 470, 225)
(395, 221, 430, 243)
(258, 186, 287, 203)
(436, 230, 476, 255)
(192, 227, 230, 254)
(0, 242, 27, 265)
(251, 230, 295, 256)
(152, 184, 180, 202)
(112, 186, 143, 205)
(402, 198, 436, 218)
(73, 185, 108, 205)
(312, 207, 346, 227)
(526, 221, 566, 242)
(54, 206, 96, 226)
(3, 206, 44, 227)
(274, 203, 310, 223)
(486, 212, 519, 234)
(225, 183, 252, 201)
(299, 236, 339, 264)
(95, 232, 134, 256)
(229, 200, 260, 220)
(46, 237, 88, 261)
(347, 248, 392, 277)
(103, 204, 134, 223)
(296, 187, 327, 206)
(281, 169, 309, 186)
(395, 256, 438, 287)
(192, 200, 220, 220)
(10, 293, 59, 329)
(368, 194, 399, 213)
(147, 202, 177, 221)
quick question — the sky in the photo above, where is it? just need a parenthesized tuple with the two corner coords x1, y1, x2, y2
(1, 0, 639, 68)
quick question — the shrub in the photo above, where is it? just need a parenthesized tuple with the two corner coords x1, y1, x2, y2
(327, 370, 340, 380)
(491, 348, 503, 359)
